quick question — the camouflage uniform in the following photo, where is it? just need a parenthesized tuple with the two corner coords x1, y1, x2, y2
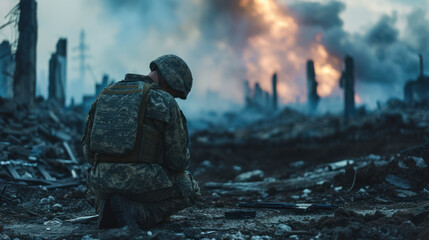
(82, 73, 200, 229)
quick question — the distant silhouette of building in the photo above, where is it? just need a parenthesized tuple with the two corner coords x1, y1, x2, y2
(0, 40, 15, 98)
(48, 38, 67, 106)
(404, 54, 429, 103)
(307, 60, 319, 114)
(82, 74, 112, 114)
(340, 55, 355, 118)
(244, 73, 278, 112)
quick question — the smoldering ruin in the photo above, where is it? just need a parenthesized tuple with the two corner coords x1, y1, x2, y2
(1, 0, 429, 239)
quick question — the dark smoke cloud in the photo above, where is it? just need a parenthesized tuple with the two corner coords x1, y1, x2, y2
(366, 13, 398, 45)
(289, 0, 428, 103)
(406, 9, 429, 54)
(98, 0, 428, 111)
(289, 1, 345, 29)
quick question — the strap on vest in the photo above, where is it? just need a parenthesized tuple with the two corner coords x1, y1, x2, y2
(98, 83, 159, 164)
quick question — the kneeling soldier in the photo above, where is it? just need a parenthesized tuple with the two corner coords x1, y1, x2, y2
(82, 54, 200, 229)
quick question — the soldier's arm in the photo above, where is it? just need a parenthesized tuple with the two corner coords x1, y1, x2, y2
(81, 101, 97, 165)
(163, 101, 190, 172)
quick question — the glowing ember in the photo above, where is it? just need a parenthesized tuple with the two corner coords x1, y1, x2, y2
(355, 93, 362, 104)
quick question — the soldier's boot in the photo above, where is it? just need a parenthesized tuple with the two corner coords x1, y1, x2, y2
(109, 194, 140, 230)
(98, 199, 119, 229)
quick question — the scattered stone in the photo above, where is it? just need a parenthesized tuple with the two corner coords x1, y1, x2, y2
(39, 195, 55, 205)
(385, 174, 412, 189)
(251, 235, 272, 240)
(275, 224, 292, 236)
(355, 188, 369, 199)
(291, 195, 300, 199)
(230, 231, 247, 240)
(412, 156, 427, 168)
(51, 203, 63, 212)
(396, 189, 417, 198)
(43, 219, 63, 226)
(302, 188, 312, 198)
(327, 159, 354, 170)
(81, 235, 99, 240)
(0, 233, 10, 240)
(290, 160, 305, 168)
(232, 165, 242, 172)
(200, 160, 212, 168)
(235, 169, 264, 182)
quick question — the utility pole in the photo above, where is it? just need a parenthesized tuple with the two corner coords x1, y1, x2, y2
(73, 29, 89, 82)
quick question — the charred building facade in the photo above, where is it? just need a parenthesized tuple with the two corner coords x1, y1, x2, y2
(48, 38, 67, 106)
(13, 0, 38, 107)
(404, 54, 429, 103)
(0, 41, 15, 99)
(340, 55, 355, 118)
(307, 60, 319, 114)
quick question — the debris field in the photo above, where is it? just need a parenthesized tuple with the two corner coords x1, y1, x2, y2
(0, 98, 429, 239)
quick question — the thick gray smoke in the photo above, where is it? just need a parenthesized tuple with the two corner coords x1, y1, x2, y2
(290, 1, 428, 105)
(98, 0, 428, 114)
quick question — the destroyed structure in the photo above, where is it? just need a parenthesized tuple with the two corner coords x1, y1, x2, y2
(82, 74, 111, 114)
(244, 73, 278, 112)
(13, 0, 37, 107)
(404, 54, 429, 103)
(340, 55, 356, 118)
(48, 38, 67, 106)
(0, 40, 15, 99)
(272, 73, 278, 110)
(307, 60, 320, 114)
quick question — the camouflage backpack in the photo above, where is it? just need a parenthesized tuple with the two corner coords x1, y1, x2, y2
(89, 78, 159, 163)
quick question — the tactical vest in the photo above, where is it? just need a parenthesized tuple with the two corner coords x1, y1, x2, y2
(90, 79, 160, 163)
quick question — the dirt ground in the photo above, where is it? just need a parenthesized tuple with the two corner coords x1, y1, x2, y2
(1, 102, 429, 239)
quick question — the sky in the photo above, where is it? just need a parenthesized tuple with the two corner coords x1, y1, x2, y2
(0, 0, 428, 116)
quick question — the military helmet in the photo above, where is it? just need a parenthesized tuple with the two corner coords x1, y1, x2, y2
(150, 54, 193, 99)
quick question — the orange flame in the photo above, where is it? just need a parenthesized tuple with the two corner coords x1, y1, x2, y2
(240, 0, 342, 103)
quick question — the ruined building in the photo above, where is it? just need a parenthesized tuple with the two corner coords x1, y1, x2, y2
(82, 74, 111, 114)
(48, 38, 67, 106)
(95, 74, 110, 95)
(244, 73, 279, 111)
(404, 54, 429, 103)
(340, 56, 355, 118)
(13, 0, 37, 107)
(0, 41, 15, 98)
(307, 60, 319, 114)
(244, 73, 278, 111)
(272, 73, 278, 110)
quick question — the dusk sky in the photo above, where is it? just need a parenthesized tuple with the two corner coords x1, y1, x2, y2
(0, 0, 428, 115)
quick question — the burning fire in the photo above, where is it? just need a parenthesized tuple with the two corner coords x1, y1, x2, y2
(240, 0, 342, 103)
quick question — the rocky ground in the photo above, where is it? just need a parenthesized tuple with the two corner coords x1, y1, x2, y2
(1, 99, 429, 239)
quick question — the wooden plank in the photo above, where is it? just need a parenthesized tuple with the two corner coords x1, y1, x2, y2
(66, 215, 98, 223)
(37, 165, 55, 181)
(6, 165, 20, 179)
(63, 141, 77, 163)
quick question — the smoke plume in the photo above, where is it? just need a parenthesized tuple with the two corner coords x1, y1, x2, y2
(98, 0, 429, 114)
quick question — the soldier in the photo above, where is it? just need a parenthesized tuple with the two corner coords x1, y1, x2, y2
(82, 54, 200, 229)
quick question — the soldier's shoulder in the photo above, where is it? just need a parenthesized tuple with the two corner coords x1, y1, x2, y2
(146, 88, 178, 123)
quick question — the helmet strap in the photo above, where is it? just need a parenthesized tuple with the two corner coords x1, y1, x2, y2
(156, 69, 164, 88)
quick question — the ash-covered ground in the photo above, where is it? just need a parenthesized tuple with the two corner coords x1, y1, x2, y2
(1, 98, 429, 240)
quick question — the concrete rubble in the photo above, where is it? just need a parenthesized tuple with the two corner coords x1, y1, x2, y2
(0, 100, 428, 239)
(0, 98, 86, 189)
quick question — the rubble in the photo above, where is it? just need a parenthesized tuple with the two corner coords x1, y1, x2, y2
(1, 81, 429, 239)
(235, 169, 264, 182)
(0, 99, 87, 188)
